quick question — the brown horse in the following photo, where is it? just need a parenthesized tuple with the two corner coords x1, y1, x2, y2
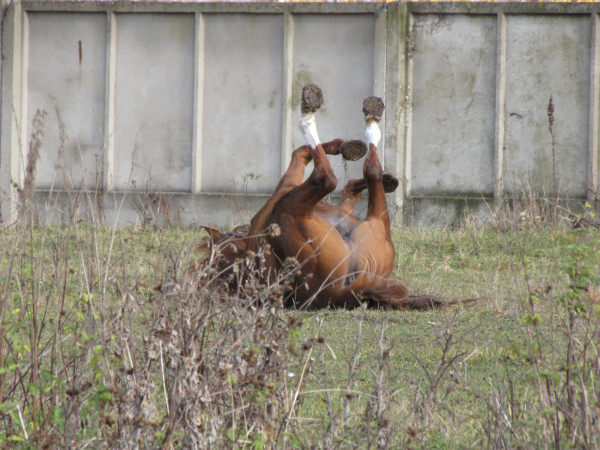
(202, 85, 443, 309)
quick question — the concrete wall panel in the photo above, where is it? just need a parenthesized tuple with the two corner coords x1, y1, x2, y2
(113, 13, 195, 192)
(27, 13, 107, 189)
(3, 2, 599, 227)
(504, 15, 590, 197)
(201, 14, 284, 194)
(410, 14, 497, 197)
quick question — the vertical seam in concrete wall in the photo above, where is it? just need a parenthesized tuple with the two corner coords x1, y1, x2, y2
(19, 9, 28, 190)
(404, 12, 414, 203)
(0, 3, 9, 219)
(192, 12, 205, 194)
(589, 13, 600, 203)
(0, 1, 23, 222)
(374, 8, 386, 165)
(104, 11, 116, 192)
(281, 10, 294, 175)
(385, 2, 408, 225)
(494, 12, 507, 206)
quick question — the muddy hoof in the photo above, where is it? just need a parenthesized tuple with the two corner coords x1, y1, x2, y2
(382, 172, 399, 193)
(302, 84, 324, 113)
(363, 96, 385, 122)
(340, 140, 367, 161)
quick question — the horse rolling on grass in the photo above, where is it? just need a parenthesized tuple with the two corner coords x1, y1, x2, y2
(199, 85, 447, 310)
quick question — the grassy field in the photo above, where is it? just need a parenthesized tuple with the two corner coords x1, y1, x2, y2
(0, 207, 599, 448)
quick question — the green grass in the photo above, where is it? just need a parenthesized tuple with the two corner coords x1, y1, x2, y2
(289, 224, 600, 447)
(0, 221, 599, 448)
(293, 309, 536, 446)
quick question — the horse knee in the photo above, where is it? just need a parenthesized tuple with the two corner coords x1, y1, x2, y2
(291, 146, 313, 164)
(363, 156, 383, 183)
(312, 168, 337, 193)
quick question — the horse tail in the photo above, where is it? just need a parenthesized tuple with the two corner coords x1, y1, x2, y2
(351, 275, 449, 310)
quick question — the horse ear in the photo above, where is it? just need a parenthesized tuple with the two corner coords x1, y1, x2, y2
(201, 226, 224, 242)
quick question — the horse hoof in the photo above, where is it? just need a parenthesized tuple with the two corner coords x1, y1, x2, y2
(301, 84, 324, 113)
(340, 140, 367, 161)
(363, 96, 385, 122)
(382, 173, 399, 193)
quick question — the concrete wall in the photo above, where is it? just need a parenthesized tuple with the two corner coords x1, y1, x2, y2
(2, 1, 599, 228)
(404, 4, 599, 226)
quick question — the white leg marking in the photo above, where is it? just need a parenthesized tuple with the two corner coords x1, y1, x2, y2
(298, 112, 321, 149)
(364, 120, 381, 149)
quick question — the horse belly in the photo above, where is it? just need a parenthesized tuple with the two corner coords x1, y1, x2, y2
(271, 215, 351, 302)
(349, 221, 395, 278)
(313, 203, 359, 241)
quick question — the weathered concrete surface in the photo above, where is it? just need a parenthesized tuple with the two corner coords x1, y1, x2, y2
(406, 197, 491, 228)
(2, 1, 600, 228)
(26, 13, 107, 189)
(113, 14, 195, 192)
(201, 14, 283, 194)
(30, 190, 271, 229)
(503, 15, 590, 197)
(410, 13, 496, 197)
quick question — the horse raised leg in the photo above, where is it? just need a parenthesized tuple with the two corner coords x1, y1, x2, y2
(247, 84, 365, 254)
(338, 173, 400, 215)
(325, 97, 409, 307)
(247, 139, 344, 251)
(255, 84, 364, 211)
(261, 86, 358, 307)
